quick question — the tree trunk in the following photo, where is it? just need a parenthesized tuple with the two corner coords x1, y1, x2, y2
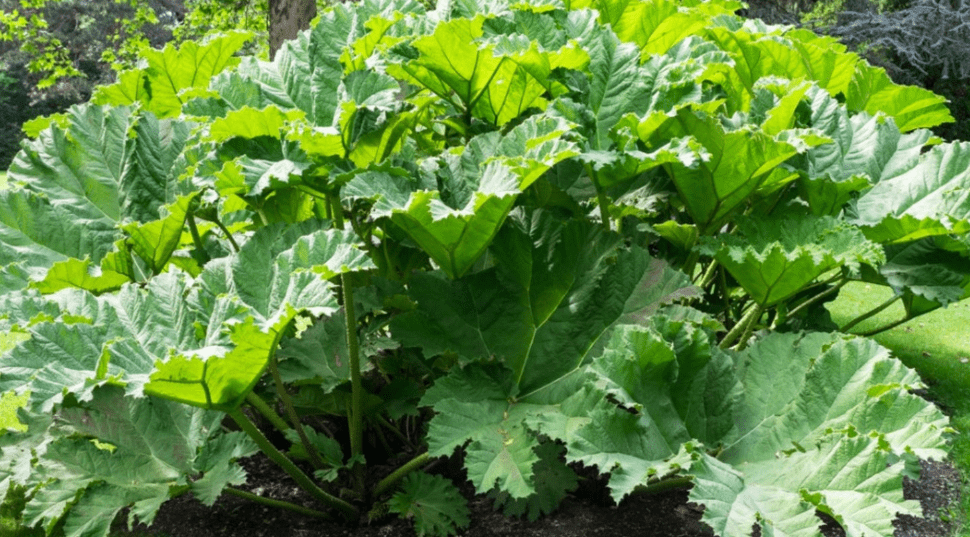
(268, 0, 317, 60)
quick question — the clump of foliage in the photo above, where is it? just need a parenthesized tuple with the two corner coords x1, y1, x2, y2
(0, 1, 967, 537)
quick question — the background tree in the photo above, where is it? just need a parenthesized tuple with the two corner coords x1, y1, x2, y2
(0, 0, 283, 170)
(268, 0, 316, 59)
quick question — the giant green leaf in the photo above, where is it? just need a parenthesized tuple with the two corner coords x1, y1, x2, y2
(693, 424, 926, 537)
(410, 209, 697, 498)
(395, 210, 697, 394)
(637, 108, 800, 233)
(147, 225, 375, 409)
(9, 105, 176, 221)
(847, 62, 953, 133)
(784, 85, 932, 216)
(287, 69, 407, 167)
(722, 333, 949, 463)
(33, 193, 201, 294)
(524, 326, 947, 536)
(531, 323, 720, 502)
(0, 104, 192, 293)
(597, 0, 735, 56)
(208, 105, 306, 143)
(93, 32, 253, 118)
(860, 238, 970, 317)
(0, 274, 202, 412)
(569, 22, 648, 151)
(853, 141, 970, 244)
(1, 224, 375, 412)
(348, 116, 578, 279)
(698, 213, 885, 306)
(19, 386, 255, 537)
(387, 15, 586, 125)
(554, 26, 730, 190)
(0, 190, 118, 291)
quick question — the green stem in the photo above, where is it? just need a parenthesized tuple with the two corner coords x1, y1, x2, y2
(342, 272, 365, 495)
(227, 408, 358, 519)
(718, 266, 732, 322)
(719, 303, 762, 350)
(214, 217, 241, 253)
(185, 213, 208, 261)
(328, 189, 364, 495)
(245, 392, 290, 435)
(841, 293, 902, 333)
(731, 302, 762, 351)
(373, 452, 431, 497)
(269, 354, 327, 471)
(329, 193, 345, 230)
(778, 278, 848, 326)
(295, 184, 329, 201)
(697, 259, 719, 289)
(376, 415, 414, 449)
(857, 315, 917, 337)
(633, 476, 693, 496)
(224, 487, 330, 518)
(584, 163, 611, 232)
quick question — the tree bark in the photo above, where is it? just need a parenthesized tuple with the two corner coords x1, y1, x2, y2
(268, 0, 317, 60)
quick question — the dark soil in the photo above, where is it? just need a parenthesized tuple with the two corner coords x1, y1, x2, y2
(114, 454, 963, 537)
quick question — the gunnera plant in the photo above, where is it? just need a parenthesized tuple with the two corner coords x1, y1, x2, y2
(0, 1, 966, 537)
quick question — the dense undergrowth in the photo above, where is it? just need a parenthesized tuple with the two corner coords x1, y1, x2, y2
(1, 1, 969, 536)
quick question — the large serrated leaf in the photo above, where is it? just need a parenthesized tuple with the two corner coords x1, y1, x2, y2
(692, 432, 923, 537)
(638, 108, 799, 233)
(147, 225, 375, 409)
(93, 32, 253, 118)
(387, 16, 584, 125)
(722, 333, 949, 463)
(19, 386, 255, 537)
(396, 210, 697, 394)
(853, 141, 970, 244)
(1, 104, 192, 293)
(350, 116, 578, 279)
(0, 190, 118, 291)
(698, 213, 885, 306)
(413, 212, 697, 499)
(389, 472, 470, 537)
(859, 238, 970, 317)
(846, 62, 953, 132)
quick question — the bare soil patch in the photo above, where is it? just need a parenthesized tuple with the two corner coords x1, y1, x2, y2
(114, 454, 962, 537)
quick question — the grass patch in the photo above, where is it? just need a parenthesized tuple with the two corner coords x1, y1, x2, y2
(0, 330, 32, 536)
(0, 331, 30, 432)
(828, 281, 970, 534)
(1, 171, 7, 190)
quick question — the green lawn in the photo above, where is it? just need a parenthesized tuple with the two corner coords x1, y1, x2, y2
(828, 282, 970, 534)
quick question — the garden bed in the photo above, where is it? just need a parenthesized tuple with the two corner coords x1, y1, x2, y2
(114, 454, 962, 537)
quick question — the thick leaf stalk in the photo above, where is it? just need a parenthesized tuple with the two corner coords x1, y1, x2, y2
(228, 408, 358, 519)
(245, 391, 291, 435)
(719, 303, 762, 350)
(842, 293, 902, 333)
(269, 354, 327, 470)
(224, 487, 329, 518)
(329, 190, 365, 495)
(342, 271, 365, 495)
(374, 452, 432, 497)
